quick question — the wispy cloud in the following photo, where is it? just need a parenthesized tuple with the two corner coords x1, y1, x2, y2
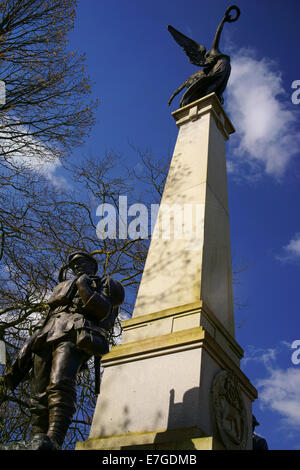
(0, 125, 69, 189)
(14, 155, 69, 190)
(257, 368, 300, 428)
(244, 343, 300, 429)
(276, 233, 300, 263)
(227, 49, 300, 179)
(243, 345, 278, 368)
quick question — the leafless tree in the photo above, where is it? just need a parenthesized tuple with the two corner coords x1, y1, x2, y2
(0, 2, 248, 448)
(0, 150, 156, 448)
(0, 0, 96, 166)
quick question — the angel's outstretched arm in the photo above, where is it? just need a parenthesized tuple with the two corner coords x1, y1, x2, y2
(168, 81, 186, 106)
(211, 5, 240, 54)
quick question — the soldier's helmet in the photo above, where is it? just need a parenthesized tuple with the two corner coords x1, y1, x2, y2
(67, 251, 125, 306)
(68, 251, 98, 274)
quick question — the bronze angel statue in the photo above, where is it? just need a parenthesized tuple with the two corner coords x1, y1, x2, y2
(168, 5, 240, 108)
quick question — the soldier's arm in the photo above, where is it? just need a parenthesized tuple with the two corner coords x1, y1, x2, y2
(76, 274, 112, 321)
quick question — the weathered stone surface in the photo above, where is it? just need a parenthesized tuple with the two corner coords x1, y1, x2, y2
(0, 440, 28, 450)
(0, 340, 6, 365)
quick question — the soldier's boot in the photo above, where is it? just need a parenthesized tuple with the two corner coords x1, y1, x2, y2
(47, 407, 73, 450)
(28, 433, 60, 451)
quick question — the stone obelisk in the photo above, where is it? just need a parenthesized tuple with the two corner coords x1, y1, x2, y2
(76, 93, 257, 451)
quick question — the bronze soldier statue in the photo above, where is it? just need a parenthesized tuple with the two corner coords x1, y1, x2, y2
(168, 5, 240, 107)
(0, 251, 125, 450)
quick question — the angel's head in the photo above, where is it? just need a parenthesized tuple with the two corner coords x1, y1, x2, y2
(203, 50, 219, 67)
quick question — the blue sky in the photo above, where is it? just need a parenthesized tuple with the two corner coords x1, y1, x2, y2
(55, 0, 300, 450)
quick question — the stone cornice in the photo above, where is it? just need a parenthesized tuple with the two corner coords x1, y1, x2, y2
(102, 325, 257, 401)
(171, 93, 235, 140)
(123, 300, 244, 361)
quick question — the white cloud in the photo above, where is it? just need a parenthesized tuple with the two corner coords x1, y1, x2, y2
(14, 154, 69, 189)
(243, 344, 300, 428)
(257, 368, 300, 428)
(276, 233, 300, 263)
(283, 234, 300, 257)
(243, 345, 277, 367)
(0, 124, 69, 189)
(227, 50, 300, 178)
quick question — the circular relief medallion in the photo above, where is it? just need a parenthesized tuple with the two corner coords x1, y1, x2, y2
(211, 370, 248, 450)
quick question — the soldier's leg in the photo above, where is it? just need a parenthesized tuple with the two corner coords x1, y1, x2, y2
(30, 348, 52, 436)
(46, 339, 89, 448)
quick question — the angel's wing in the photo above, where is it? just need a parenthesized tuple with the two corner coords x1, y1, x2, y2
(168, 25, 206, 66)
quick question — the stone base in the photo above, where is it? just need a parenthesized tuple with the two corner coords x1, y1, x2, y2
(76, 302, 257, 451)
(76, 427, 224, 450)
(0, 441, 28, 450)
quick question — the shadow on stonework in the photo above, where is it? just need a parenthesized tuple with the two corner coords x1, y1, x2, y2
(152, 387, 205, 450)
(118, 387, 204, 451)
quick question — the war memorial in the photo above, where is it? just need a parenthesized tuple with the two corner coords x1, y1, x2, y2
(76, 5, 258, 451)
(0, 5, 259, 452)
